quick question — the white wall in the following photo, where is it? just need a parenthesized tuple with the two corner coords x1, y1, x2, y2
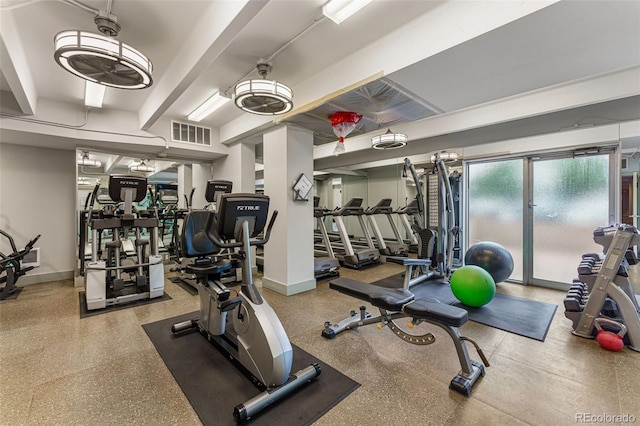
(0, 143, 76, 284)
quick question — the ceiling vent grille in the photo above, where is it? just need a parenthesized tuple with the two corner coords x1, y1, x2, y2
(171, 121, 211, 145)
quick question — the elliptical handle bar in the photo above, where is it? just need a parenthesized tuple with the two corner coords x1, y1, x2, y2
(205, 210, 278, 249)
(0, 231, 40, 261)
(0, 229, 18, 255)
(24, 234, 41, 251)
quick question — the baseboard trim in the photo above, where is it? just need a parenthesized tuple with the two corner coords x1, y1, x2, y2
(261, 276, 316, 296)
(18, 270, 74, 286)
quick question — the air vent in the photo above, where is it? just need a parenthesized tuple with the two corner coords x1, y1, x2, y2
(171, 121, 211, 145)
(622, 157, 628, 170)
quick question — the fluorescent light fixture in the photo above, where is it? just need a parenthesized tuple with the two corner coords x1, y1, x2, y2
(322, 0, 372, 24)
(188, 91, 230, 122)
(85, 81, 106, 108)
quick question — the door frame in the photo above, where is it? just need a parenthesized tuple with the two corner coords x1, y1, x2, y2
(465, 145, 619, 289)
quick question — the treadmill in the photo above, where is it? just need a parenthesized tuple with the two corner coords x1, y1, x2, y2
(395, 198, 420, 252)
(364, 198, 409, 256)
(329, 198, 380, 269)
(313, 197, 340, 279)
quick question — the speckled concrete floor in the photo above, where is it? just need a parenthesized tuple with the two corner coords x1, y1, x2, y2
(1, 262, 639, 425)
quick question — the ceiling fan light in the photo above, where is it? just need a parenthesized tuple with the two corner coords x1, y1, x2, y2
(129, 160, 154, 173)
(233, 61, 293, 115)
(54, 30, 153, 89)
(430, 151, 459, 162)
(234, 79, 293, 115)
(371, 128, 407, 150)
(77, 152, 102, 168)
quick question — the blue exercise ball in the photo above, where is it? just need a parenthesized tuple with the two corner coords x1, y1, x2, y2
(464, 241, 514, 284)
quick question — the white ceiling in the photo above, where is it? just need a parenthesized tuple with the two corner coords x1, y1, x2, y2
(1, 0, 640, 174)
(388, 1, 640, 112)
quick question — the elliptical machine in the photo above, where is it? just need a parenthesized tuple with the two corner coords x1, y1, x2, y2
(83, 175, 165, 310)
(0, 230, 41, 300)
(171, 193, 321, 422)
(170, 180, 238, 289)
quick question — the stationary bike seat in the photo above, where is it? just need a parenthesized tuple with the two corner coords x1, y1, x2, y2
(186, 260, 232, 276)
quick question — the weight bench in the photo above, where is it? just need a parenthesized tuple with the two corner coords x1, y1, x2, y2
(384, 256, 436, 289)
(323, 277, 488, 396)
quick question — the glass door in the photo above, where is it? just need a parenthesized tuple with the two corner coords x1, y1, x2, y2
(467, 149, 616, 290)
(528, 154, 612, 288)
(467, 159, 524, 282)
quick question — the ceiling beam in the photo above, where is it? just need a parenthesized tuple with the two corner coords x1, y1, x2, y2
(220, 0, 559, 145)
(138, 0, 269, 130)
(313, 66, 640, 160)
(0, 12, 37, 115)
(290, 0, 560, 126)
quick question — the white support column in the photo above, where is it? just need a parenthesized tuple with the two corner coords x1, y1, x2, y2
(177, 164, 193, 209)
(262, 125, 316, 295)
(212, 142, 257, 275)
(192, 163, 212, 209)
(212, 143, 255, 192)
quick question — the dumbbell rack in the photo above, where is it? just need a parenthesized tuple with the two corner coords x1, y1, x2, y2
(564, 224, 640, 352)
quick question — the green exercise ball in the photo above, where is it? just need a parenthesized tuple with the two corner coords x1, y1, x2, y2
(450, 265, 496, 307)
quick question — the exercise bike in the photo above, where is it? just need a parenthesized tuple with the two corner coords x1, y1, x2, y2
(0, 230, 41, 300)
(171, 193, 321, 422)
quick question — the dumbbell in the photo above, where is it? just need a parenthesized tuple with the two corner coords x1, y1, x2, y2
(563, 297, 583, 312)
(577, 263, 594, 275)
(570, 280, 588, 293)
(566, 290, 588, 304)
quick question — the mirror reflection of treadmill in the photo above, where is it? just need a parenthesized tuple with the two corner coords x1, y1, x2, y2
(395, 198, 420, 252)
(329, 198, 380, 269)
(313, 197, 340, 278)
(364, 198, 409, 256)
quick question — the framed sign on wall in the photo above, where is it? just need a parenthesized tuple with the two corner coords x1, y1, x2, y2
(292, 173, 313, 201)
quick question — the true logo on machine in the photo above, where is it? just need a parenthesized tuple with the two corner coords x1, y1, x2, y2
(237, 205, 259, 211)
